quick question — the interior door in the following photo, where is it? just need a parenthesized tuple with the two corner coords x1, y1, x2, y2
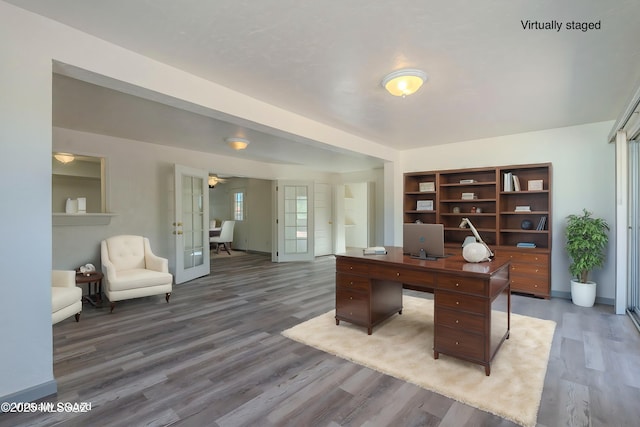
(314, 182, 333, 256)
(275, 181, 314, 262)
(174, 164, 210, 283)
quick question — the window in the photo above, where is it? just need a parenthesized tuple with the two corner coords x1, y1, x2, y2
(233, 191, 244, 221)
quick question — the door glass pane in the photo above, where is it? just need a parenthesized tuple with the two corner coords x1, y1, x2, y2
(182, 175, 205, 269)
(283, 185, 308, 254)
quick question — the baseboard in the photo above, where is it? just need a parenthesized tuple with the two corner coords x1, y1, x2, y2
(551, 290, 614, 306)
(1, 380, 57, 404)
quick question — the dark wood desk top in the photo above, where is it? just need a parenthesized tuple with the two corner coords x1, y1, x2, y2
(336, 246, 510, 279)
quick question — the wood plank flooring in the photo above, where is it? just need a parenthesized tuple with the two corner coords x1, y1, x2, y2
(2, 253, 640, 426)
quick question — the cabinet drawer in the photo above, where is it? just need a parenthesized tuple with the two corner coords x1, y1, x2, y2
(510, 263, 547, 277)
(436, 290, 485, 315)
(336, 258, 371, 275)
(371, 264, 435, 286)
(435, 307, 484, 333)
(435, 326, 484, 360)
(336, 289, 368, 322)
(437, 275, 486, 295)
(511, 274, 549, 295)
(336, 273, 370, 292)
(503, 251, 549, 265)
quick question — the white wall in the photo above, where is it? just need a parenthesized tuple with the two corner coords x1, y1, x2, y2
(400, 121, 617, 301)
(0, 0, 387, 402)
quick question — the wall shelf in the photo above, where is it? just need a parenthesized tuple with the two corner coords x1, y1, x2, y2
(53, 213, 117, 226)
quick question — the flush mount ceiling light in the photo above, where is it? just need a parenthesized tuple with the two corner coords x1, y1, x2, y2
(225, 137, 250, 150)
(381, 69, 428, 97)
(54, 153, 75, 164)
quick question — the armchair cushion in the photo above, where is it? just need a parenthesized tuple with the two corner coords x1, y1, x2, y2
(108, 269, 172, 291)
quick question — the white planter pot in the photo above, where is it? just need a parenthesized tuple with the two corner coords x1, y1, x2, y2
(571, 280, 596, 307)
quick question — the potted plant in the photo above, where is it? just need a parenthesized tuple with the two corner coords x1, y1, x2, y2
(565, 209, 610, 307)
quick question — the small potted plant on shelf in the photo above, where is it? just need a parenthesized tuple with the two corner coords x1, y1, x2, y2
(565, 209, 610, 307)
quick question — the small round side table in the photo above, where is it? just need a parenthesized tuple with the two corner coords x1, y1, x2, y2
(75, 271, 104, 306)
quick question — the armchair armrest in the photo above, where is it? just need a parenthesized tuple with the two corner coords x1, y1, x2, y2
(52, 270, 76, 288)
(101, 240, 118, 280)
(144, 238, 169, 273)
(145, 252, 168, 273)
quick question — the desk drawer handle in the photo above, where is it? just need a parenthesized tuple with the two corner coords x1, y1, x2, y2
(349, 296, 353, 300)
(350, 266, 353, 270)
(455, 341, 459, 345)
(455, 319, 459, 324)
(456, 301, 460, 305)
(455, 283, 459, 287)
(350, 281, 354, 285)
(396, 272, 400, 277)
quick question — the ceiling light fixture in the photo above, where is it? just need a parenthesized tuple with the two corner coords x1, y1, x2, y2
(208, 176, 219, 188)
(381, 69, 428, 97)
(226, 137, 250, 150)
(54, 153, 75, 164)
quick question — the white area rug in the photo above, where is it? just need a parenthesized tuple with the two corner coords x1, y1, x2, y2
(282, 295, 556, 427)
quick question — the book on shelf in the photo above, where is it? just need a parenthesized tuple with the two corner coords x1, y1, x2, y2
(503, 172, 512, 191)
(363, 246, 387, 255)
(512, 175, 521, 191)
(419, 181, 435, 192)
(536, 216, 547, 230)
(514, 205, 531, 212)
(516, 242, 537, 248)
(459, 179, 476, 184)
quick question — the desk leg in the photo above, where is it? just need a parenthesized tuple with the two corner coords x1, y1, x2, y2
(434, 350, 439, 359)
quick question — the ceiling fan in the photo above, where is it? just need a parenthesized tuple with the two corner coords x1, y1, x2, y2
(208, 175, 227, 188)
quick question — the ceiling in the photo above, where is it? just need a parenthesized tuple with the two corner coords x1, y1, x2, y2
(10, 0, 640, 171)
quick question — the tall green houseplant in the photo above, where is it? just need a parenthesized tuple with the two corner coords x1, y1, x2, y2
(566, 209, 609, 283)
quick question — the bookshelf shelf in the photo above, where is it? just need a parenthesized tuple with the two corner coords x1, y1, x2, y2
(404, 162, 552, 298)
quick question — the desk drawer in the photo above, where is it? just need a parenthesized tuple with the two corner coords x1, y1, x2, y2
(336, 273, 370, 292)
(435, 326, 484, 361)
(371, 264, 435, 286)
(437, 275, 486, 295)
(436, 290, 485, 315)
(435, 307, 484, 333)
(336, 258, 371, 275)
(336, 289, 368, 322)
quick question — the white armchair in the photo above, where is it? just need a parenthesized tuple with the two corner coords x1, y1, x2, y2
(52, 270, 82, 324)
(101, 235, 173, 313)
(210, 220, 235, 255)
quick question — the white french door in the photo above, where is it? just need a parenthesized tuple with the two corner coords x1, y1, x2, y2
(174, 164, 210, 283)
(314, 182, 333, 256)
(275, 181, 314, 262)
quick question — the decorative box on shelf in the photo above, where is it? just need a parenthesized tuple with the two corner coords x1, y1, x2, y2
(419, 182, 435, 192)
(527, 179, 543, 191)
(461, 192, 477, 200)
(416, 200, 434, 211)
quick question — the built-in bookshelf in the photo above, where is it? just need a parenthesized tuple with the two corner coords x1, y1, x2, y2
(403, 163, 552, 298)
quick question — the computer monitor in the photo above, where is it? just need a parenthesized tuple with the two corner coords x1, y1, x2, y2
(403, 223, 447, 260)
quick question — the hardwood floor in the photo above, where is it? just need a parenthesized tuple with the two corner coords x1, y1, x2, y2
(2, 253, 639, 427)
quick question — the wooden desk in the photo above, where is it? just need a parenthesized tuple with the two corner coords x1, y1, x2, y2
(335, 247, 511, 375)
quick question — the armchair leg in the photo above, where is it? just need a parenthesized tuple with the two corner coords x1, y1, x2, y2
(166, 292, 171, 303)
(75, 312, 81, 322)
(110, 302, 116, 313)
